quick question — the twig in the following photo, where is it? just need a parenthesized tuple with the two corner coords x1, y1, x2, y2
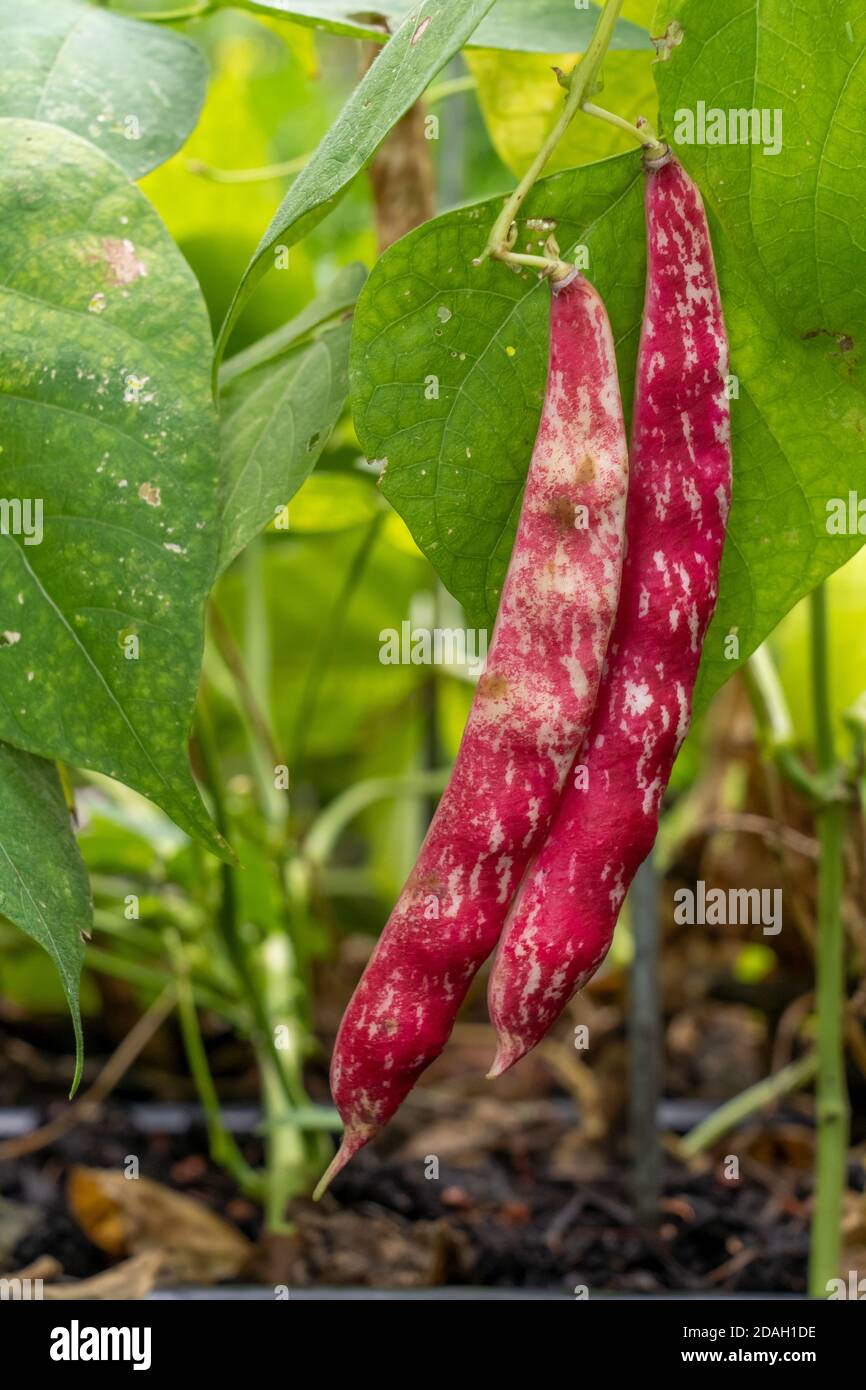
(186, 153, 307, 185)
(695, 810, 818, 861)
(0, 986, 177, 1161)
(208, 601, 282, 773)
(582, 102, 662, 150)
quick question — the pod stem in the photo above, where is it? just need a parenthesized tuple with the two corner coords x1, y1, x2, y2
(582, 102, 666, 159)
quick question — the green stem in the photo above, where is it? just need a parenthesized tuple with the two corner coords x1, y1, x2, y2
(208, 598, 283, 823)
(186, 154, 307, 185)
(242, 541, 286, 829)
(257, 933, 308, 1231)
(808, 585, 850, 1297)
(479, 0, 625, 264)
(186, 157, 304, 189)
(746, 644, 826, 802)
(166, 932, 263, 1200)
(426, 74, 477, 104)
(304, 769, 450, 871)
(680, 1051, 817, 1158)
(85, 944, 244, 1024)
(291, 511, 385, 763)
(188, 76, 473, 178)
(582, 101, 663, 151)
(195, 697, 299, 1114)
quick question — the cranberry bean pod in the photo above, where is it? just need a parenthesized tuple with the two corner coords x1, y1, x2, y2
(488, 151, 732, 1076)
(316, 270, 629, 1193)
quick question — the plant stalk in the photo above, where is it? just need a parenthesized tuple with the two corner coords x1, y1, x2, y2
(167, 932, 263, 1200)
(257, 933, 309, 1232)
(478, 0, 626, 265)
(746, 644, 827, 802)
(808, 585, 850, 1297)
(680, 1051, 817, 1158)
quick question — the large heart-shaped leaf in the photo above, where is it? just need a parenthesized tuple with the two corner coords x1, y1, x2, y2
(350, 156, 644, 625)
(350, 140, 866, 712)
(651, 0, 866, 699)
(240, 0, 649, 52)
(0, 0, 207, 179)
(0, 118, 223, 852)
(0, 742, 90, 1091)
(654, 0, 866, 346)
(215, 0, 500, 362)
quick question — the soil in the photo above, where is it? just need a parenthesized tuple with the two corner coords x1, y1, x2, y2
(0, 1090, 835, 1295)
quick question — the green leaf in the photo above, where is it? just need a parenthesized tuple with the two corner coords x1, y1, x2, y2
(141, 7, 330, 352)
(350, 140, 866, 712)
(241, 0, 649, 53)
(0, 0, 207, 179)
(218, 316, 354, 572)
(0, 118, 224, 853)
(652, 0, 866, 704)
(0, 742, 90, 1092)
(350, 154, 645, 628)
(287, 472, 379, 534)
(215, 0, 500, 361)
(654, 0, 866, 344)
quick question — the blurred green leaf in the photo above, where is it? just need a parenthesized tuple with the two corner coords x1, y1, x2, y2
(287, 472, 379, 534)
(78, 810, 161, 879)
(142, 9, 329, 347)
(0, 743, 91, 1089)
(221, 262, 366, 385)
(0, 0, 207, 178)
(219, 316, 354, 571)
(216, 523, 431, 759)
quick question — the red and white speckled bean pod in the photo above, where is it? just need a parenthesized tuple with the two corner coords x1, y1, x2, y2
(487, 150, 732, 1077)
(316, 271, 629, 1193)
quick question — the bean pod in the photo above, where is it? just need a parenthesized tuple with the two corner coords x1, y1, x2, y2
(488, 151, 732, 1076)
(317, 270, 629, 1193)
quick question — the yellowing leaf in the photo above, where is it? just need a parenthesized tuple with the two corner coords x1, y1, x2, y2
(466, 47, 658, 177)
(69, 1167, 252, 1286)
